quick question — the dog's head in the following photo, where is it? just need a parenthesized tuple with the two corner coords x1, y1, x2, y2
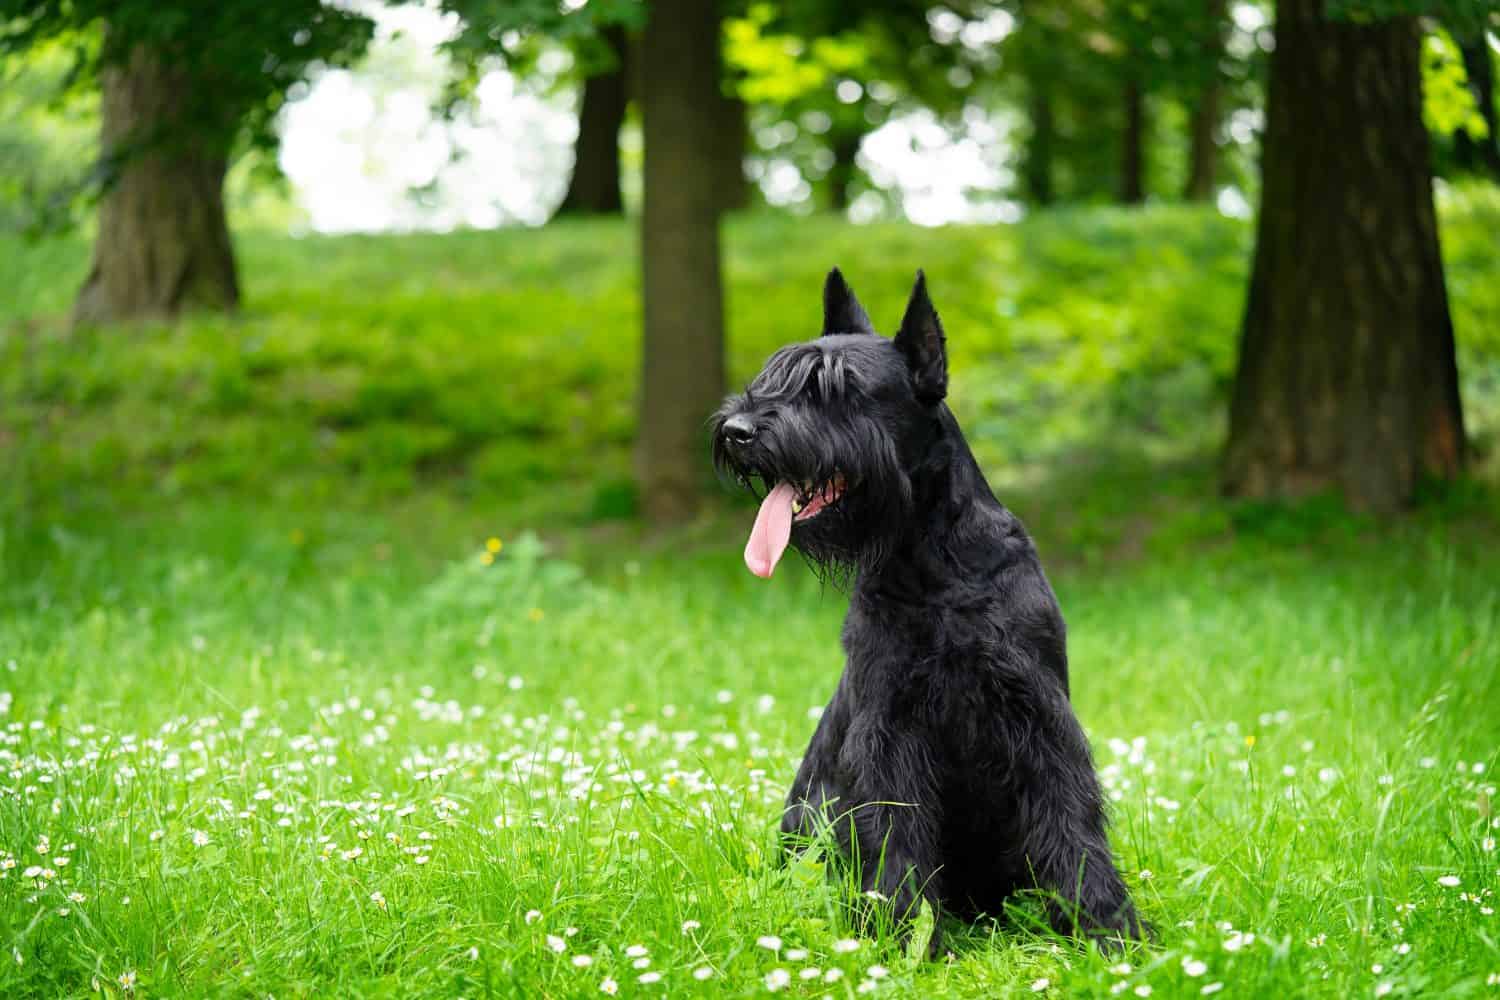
(712, 268, 949, 580)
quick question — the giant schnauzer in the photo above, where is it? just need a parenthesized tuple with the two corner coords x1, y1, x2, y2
(712, 269, 1142, 955)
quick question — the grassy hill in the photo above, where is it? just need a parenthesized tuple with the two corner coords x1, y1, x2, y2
(5, 193, 1497, 528)
(0, 202, 1497, 997)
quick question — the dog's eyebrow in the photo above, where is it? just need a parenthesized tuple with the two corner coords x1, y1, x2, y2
(816, 351, 847, 400)
(749, 344, 869, 403)
(750, 346, 822, 399)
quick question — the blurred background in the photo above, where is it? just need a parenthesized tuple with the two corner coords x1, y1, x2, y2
(2, 0, 1498, 545)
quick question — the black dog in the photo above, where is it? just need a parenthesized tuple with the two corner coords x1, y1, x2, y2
(712, 269, 1141, 954)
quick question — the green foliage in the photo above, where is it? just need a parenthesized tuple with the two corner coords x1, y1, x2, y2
(441, 0, 644, 48)
(1325, 0, 1498, 24)
(1001, 0, 1268, 204)
(0, 0, 377, 194)
(727, 0, 982, 213)
(438, 0, 643, 100)
(1422, 25, 1490, 139)
(0, 39, 97, 234)
(726, 5, 869, 105)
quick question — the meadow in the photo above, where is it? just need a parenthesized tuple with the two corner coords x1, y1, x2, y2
(1, 196, 1498, 997)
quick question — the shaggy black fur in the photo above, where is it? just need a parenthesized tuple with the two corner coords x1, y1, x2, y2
(712, 269, 1142, 955)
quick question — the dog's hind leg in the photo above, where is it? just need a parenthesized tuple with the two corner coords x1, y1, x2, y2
(1014, 722, 1143, 945)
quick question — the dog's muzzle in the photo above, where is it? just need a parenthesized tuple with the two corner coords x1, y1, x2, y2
(720, 413, 757, 448)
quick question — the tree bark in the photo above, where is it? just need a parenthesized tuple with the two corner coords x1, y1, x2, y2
(1223, 0, 1465, 512)
(1024, 84, 1056, 206)
(558, 26, 629, 216)
(639, 0, 725, 524)
(1184, 0, 1226, 200)
(827, 128, 863, 212)
(1184, 81, 1220, 200)
(716, 91, 751, 212)
(74, 44, 239, 325)
(1453, 35, 1500, 176)
(1120, 76, 1146, 204)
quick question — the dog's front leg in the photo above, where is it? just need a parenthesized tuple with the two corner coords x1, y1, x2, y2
(780, 684, 851, 851)
(843, 729, 945, 957)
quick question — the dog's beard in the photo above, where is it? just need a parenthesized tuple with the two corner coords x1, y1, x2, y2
(713, 415, 911, 585)
(786, 494, 877, 587)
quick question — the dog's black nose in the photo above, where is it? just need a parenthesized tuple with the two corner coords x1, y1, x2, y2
(721, 414, 757, 446)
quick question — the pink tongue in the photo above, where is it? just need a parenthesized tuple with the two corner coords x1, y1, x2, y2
(744, 482, 797, 579)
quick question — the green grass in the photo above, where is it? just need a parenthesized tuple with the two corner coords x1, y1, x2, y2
(1, 201, 1499, 997)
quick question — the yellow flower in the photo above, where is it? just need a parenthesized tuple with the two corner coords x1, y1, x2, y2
(486, 537, 503, 554)
(480, 552, 495, 566)
(1244, 735, 1256, 748)
(527, 608, 545, 622)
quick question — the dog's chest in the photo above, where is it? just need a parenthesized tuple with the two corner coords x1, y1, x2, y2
(839, 595, 1015, 722)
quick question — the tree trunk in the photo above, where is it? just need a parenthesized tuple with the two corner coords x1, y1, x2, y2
(1120, 76, 1146, 204)
(74, 44, 239, 325)
(1184, 0, 1226, 200)
(827, 128, 863, 212)
(1184, 82, 1220, 200)
(639, 0, 726, 524)
(716, 91, 751, 212)
(1453, 35, 1500, 176)
(558, 26, 629, 216)
(1024, 84, 1056, 206)
(1223, 0, 1465, 512)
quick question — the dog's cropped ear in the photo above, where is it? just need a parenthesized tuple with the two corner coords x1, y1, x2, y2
(822, 267, 876, 336)
(894, 270, 947, 402)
